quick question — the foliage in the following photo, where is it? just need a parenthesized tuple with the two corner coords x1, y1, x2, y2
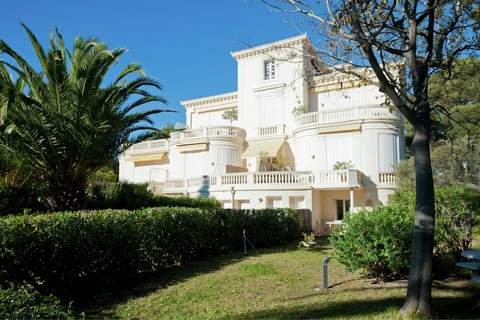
(298, 232, 317, 249)
(332, 161, 353, 170)
(291, 105, 308, 117)
(331, 185, 480, 281)
(221, 107, 238, 124)
(86, 182, 221, 210)
(0, 207, 299, 297)
(391, 185, 480, 257)
(0, 25, 168, 210)
(330, 205, 413, 280)
(258, 152, 292, 171)
(148, 123, 177, 140)
(0, 282, 75, 320)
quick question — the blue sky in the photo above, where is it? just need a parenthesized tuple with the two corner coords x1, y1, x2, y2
(0, 0, 302, 128)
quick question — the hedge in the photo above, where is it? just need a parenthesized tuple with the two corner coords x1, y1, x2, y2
(0, 207, 298, 297)
(86, 182, 221, 210)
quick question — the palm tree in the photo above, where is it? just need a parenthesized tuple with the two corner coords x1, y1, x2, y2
(0, 25, 169, 210)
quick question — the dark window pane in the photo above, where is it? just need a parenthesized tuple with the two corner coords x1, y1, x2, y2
(336, 200, 344, 220)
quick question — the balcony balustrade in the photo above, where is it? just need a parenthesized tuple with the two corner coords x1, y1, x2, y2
(294, 105, 398, 127)
(125, 139, 168, 156)
(378, 172, 396, 185)
(161, 169, 363, 194)
(257, 124, 285, 137)
(170, 126, 246, 141)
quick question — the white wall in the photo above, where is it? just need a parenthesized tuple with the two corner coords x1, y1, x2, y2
(236, 43, 308, 138)
(315, 85, 385, 110)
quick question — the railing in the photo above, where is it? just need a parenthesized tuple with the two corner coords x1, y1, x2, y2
(164, 179, 185, 193)
(126, 139, 168, 155)
(295, 105, 398, 127)
(163, 169, 363, 193)
(170, 126, 246, 141)
(148, 182, 165, 194)
(257, 124, 285, 137)
(378, 172, 396, 184)
(253, 171, 312, 184)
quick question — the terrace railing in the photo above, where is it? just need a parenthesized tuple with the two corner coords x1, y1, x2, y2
(294, 105, 398, 127)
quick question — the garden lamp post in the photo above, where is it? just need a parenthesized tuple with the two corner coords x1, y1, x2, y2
(231, 186, 236, 210)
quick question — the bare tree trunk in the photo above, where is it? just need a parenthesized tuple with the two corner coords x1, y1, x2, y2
(400, 120, 435, 316)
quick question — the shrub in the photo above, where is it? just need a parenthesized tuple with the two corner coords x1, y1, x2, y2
(0, 183, 48, 216)
(331, 185, 480, 280)
(86, 182, 221, 210)
(330, 205, 413, 280)
(0, 207, 298, 298)
(0, 282, 74, 319)
(391, 185, 480, 257)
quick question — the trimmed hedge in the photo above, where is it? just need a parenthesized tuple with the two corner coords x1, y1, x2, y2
(0, 207, 298, 297)
(86, 182, 221, 210)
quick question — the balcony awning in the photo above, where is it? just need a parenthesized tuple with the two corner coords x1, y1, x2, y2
(242, 138, 285, 157)
(317, 124, 361, 134)
(127, 152, 167, 163)
(178, 142, 209, 153)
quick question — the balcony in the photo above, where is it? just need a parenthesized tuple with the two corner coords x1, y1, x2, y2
(124, 139, 168, 156)
(294, 105, 399, 128)
(257, 124, 285, 137)
(161, 169, 363, 194)
(170, 126, 246, 142)
(378, 172, 396, 186)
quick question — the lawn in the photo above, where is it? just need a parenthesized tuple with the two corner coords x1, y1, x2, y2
(87, 240, 478, 319)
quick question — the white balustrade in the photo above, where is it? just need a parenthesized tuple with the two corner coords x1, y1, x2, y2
(257, 125, 284, 137)
(294, 105, 397, 127)
(162, 169, 366, 194)
(165, 179, 185, 191)
(148, 181, 165, 194)
(378, 172, 396, 184)
(170, 126, 246, 141)
(126, 139, 168, 155)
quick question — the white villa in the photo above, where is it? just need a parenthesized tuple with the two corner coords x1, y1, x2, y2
(119, 35, 405, 235)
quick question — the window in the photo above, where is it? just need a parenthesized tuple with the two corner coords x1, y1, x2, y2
(335, 199, 350, 220)
(264, 60, 276, 80)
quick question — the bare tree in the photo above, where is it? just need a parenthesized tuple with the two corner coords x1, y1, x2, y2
(261, 0, 480, 316)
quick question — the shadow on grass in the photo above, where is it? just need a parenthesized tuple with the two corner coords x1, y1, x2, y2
(82, 242, 299, 317)
(223, 296, 479, 320)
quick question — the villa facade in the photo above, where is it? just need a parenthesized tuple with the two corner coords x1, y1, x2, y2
(119, 35, 405, 234)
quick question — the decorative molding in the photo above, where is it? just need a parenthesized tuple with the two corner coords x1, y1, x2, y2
(231, 34, 309, 60)
(252, 82, 286, 92)
(180, 92, 238, 109)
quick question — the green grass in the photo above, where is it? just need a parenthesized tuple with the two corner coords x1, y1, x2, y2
(87, 240, 478, 319)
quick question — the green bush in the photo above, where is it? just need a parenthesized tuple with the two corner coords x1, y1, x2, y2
(0, 207, 298, 298)
(331, 185, 480, 280)
(0, 282, 74, 320)
(86, 182, 221, 210)
(330, 205, 413, 280)
(0, 184, 48, 216)
(391, 185, 480, 257)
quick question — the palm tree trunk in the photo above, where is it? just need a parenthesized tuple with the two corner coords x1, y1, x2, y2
(400, 121, 436, 316)
(48, 178, 87, 211)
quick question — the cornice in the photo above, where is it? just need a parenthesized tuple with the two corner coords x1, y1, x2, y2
(180, 91, 238, 109)
(231, 34, 309, 60)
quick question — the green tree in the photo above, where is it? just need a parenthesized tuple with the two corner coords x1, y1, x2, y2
(149, 123, 176, 140)
(0, 25, 168, 210)
(397, 58, 480, 188)
(222, 107, 238, 127)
